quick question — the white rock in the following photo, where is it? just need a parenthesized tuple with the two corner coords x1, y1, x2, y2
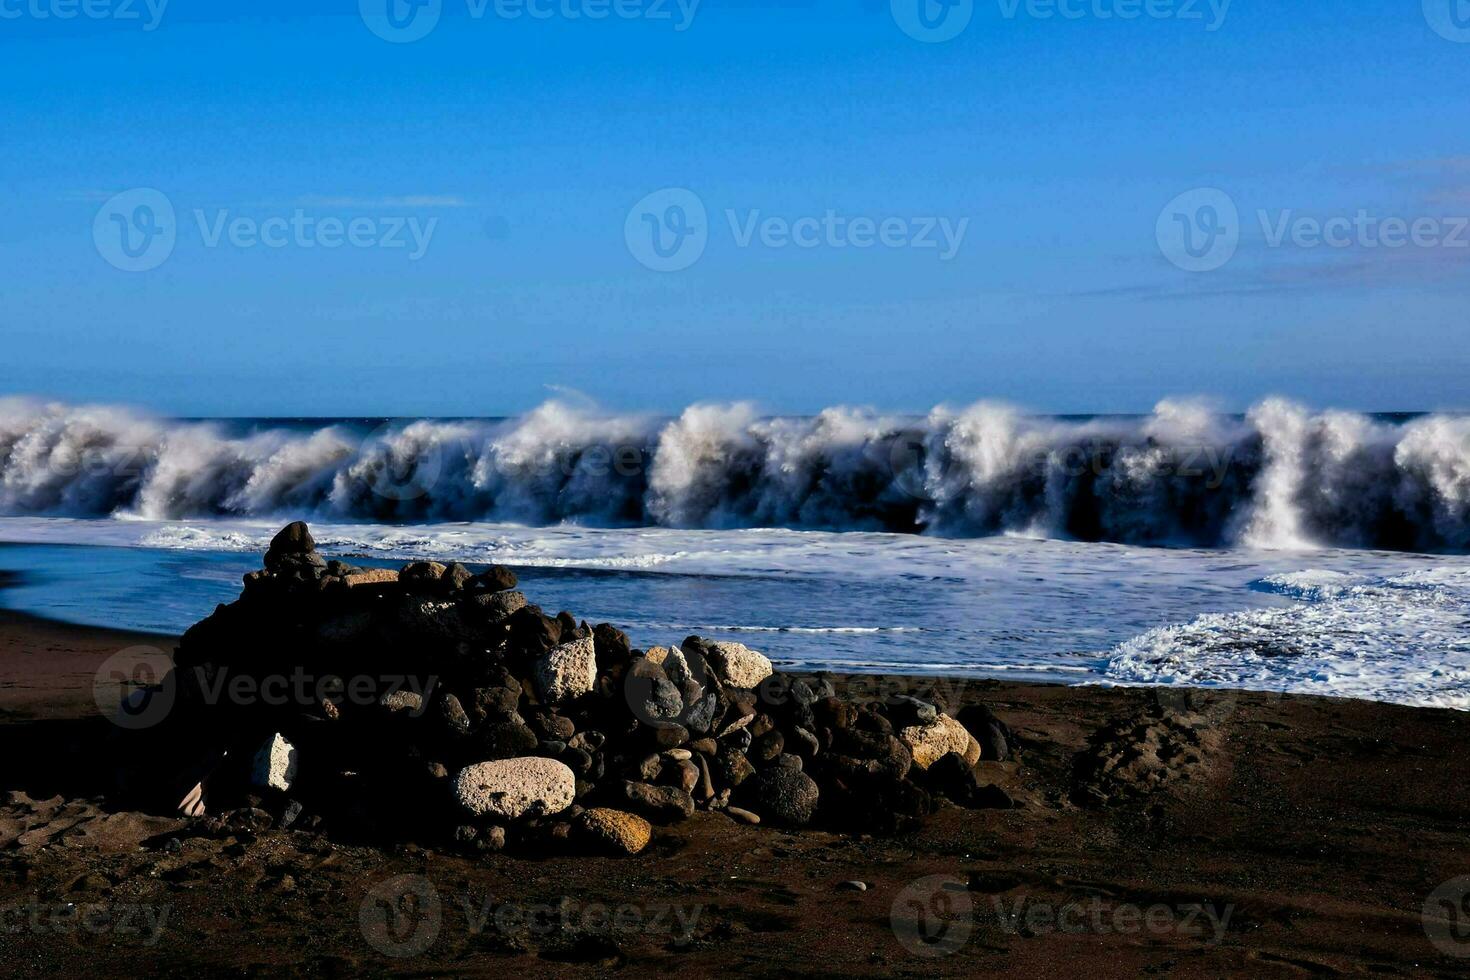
(454, 758, 576, 821)
(695, 640, 773, 690)
(534, 635, 598, 704)
(250, 733, 299, 792)
(898, 714, 981, 770)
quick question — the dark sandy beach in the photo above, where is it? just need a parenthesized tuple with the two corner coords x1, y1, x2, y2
(2, 598, 1468, 978)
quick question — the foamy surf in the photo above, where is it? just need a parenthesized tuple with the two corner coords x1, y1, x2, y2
(2, 396, 1469, 551)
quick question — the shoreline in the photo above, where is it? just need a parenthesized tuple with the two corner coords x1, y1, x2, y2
(1, 609, 1468, 974)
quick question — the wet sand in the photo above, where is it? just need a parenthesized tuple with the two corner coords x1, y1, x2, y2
(1, 605, 1468, 977)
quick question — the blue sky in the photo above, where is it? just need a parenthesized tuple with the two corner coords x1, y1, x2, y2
(2, 0, 1468, 417)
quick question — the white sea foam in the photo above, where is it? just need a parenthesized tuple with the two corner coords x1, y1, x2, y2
(1105, 567, 1470, 709)
(3, 396, 1469, 550)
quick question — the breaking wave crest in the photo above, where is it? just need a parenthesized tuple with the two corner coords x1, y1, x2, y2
(2, 396, 1469, 551)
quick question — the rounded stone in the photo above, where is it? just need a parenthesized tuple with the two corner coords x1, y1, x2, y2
(899, 714, 981, 770)
(747, 766, 819, 827)
(575, 807, 653, 855)
(453, 757, 576, 821)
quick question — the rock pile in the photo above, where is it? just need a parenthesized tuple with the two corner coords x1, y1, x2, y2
(159, 522, 1015, 855)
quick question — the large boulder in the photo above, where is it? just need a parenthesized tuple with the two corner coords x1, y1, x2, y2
(533, 636, 598, 704)
(454, 758, 576, 821)
(690, 639, 772, 690)
(898, 714, 981, 770)
(575, 807, 652, 855)
(264, 521, 315, 571)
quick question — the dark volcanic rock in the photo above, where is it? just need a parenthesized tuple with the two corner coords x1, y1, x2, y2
(473, 685, 522, 724)
(468, 590, 527, 622)
(592, 623, 631, 670)
(264, 521, 314, 570)
(471, 565, 519, 593)
(477, 721, 540, 760)
(745, 767, 819, 827)
(712, 746, 755, 788)
(885, 695, 938, 728)
(956, 704, 1015, 762)
(620, 781, 695, 823)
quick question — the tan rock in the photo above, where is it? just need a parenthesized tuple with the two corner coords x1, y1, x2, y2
(576, 807, 653, 855)
(343, 568, 399, 588)
(898, 714, 981, 770)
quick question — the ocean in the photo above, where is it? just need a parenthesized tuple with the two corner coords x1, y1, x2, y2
(1, 397, 1468, 709)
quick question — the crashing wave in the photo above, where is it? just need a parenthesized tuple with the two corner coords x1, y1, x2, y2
(1, 395, 1468, 551)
